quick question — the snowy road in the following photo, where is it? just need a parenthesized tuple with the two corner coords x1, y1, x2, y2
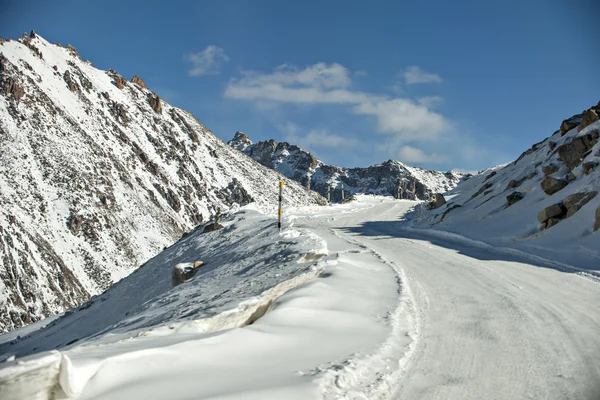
(2, 197, 599, 399)
(303, 198, 600, 400)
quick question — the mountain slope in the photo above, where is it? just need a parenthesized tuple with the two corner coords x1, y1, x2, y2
(228, 132, 466, 202)
(0, 32, 325, 332)
(412, 102, 600, 271)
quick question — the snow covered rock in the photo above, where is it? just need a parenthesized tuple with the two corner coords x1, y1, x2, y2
(541, 176, 568, 195)
(506, 191, 524, 207)
(427, 193, 446, 209)
(0, 32, 325, 332)
(228, 133, 467, 201)
(537, 203, 565, 224)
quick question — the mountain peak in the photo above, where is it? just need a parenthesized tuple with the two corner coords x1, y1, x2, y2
(228, 131, 254, 151)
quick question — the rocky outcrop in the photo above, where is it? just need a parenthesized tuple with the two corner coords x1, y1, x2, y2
(541, 176, 568, 195)
(114, 75, 126, 89)
(131, 75, 147, 88)
(1, 77, 25, 104)
(483, 171, 497, 181)
(541, 164, 559, 175)
(557, 130, 599, 170)
(578, 109, 599, 131)
(427, 193, 446, 209)
(563, 191, 597, 218)
(537, 203, 565, 226)
(63, 70, 80, 92)
(505, 178, 525, 191)
(506, 192, 524, 207)
(148, 94, 162, 114)
(560, 114, 582, 135)
(471, 182, 493, 199)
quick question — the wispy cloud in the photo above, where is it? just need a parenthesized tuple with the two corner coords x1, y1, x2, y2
(280, 122, 359, 151)
(184, 45, 229, 76)
(417, 96, 444, 108)
(397, 145, 450, 164)
(225, 63, 448, 142)
(402, 66, 443, 85)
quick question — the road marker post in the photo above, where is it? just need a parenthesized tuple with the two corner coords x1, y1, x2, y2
(278, 181, 284, 230)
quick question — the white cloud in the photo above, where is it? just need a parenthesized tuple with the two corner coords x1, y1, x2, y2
(402, 66, 443, 85)
(280, 123, 358, 151)
(225, 63, 448, 142)
(352, 99, 448, 141)
(184, 45, 229, 76)
(397, 145, 450, 164)
(417, 96, 444, 108)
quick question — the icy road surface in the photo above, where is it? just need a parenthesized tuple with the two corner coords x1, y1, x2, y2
(1, 196, 599, 399)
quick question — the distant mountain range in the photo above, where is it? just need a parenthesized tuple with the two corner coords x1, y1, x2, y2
(228, 132, 467, 202)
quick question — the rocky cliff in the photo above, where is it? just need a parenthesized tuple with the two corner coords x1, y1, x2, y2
(0, 32, 325, 332)
(228, 132, 466, 202)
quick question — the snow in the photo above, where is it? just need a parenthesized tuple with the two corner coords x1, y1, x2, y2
(1, 196, 599, 399)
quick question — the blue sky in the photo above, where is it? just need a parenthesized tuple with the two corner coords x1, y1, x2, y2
(2, 0, 598, 171)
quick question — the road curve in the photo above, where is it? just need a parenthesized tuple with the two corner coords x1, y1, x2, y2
(330, 200, 600, 400)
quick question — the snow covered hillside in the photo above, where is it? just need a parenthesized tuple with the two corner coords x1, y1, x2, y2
(0, 31, 325, 332)
(229, 132, 466, 202)
(413, 102, 600, 271)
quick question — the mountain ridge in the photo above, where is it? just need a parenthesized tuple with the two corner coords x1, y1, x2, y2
(228, 131, 467, 202)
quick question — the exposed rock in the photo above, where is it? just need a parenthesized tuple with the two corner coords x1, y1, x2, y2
(514, 139, 546, 164)
(560, 114, 582, 135)
(427, 193, 446, 209)
(548, 141, 556, 152)
(115, 75, 126, 89)
(203, 222, 223, 233)
(578, 109, 599, 131)
(63, 70, 80, 92)
(565, 172, 576, 183)
(594, 207, 600, 231)
(483, 171, 497, 181)
(65, 44, 81, 60)
(131, 75, 147, 88)
(545, 218, 561, 229)
(2, 77, 25, 104)
(506, 192, 524, 207)
(563, 191, 597, 218)
(537, 203, 566, 223)
(541, 164, 559, 175)
(582, 162, 598, 174)
(148, 94, 162, 114)
(471, 182, 493, 199)
(505, 178, 526, 191)
(541, 176, 568, 195)
(557, 131, 599, 170)
(29, 30, 36, 39)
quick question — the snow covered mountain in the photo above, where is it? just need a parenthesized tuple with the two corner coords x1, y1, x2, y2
(0, 31, 325, 333)
(229, 132, 466, 202)
(413, 102, 600, 270)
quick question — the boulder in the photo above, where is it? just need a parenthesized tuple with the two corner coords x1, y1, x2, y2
(171, 261, 205, 287)
(557, 132, 599, 170)
(131, 75, 147, 88)
(541, 164, 559, 175)
(427, 193, 446, 209)
(544, 218, 561, 229)
(563, 191, 597, 218)
(578, 109, 599, 131)
(582, 162, 598, 174)
(540, 176, 568, 195)
(537, 203, 566, 223)
(548, 141, 556, 152)
(560, 114, 582, 135)
(594, 207, 600, 232)
(505, 178, 525, 191)
(506, 192, 524, 207)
